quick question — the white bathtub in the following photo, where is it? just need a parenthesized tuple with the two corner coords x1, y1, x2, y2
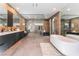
(66, 34, 79, 41)
(50, 35, 79, 56)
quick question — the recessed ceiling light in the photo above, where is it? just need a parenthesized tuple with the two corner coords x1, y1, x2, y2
(16, 8, 19, 10)
(67, 8, 70, 11)
(53, 8, 57, 11)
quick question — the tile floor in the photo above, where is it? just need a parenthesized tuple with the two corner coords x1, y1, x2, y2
(0, 33, 62, 56)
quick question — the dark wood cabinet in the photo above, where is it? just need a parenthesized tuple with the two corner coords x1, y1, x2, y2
(0, 31, 26, 52)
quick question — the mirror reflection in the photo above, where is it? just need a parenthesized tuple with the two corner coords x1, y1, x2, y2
(0, 5, 7, 32)
(0, 4, 26, 32)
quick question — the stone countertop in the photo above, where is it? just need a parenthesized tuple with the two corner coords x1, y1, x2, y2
(0, 31, 23, 36)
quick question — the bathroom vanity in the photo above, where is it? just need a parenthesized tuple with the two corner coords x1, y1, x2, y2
(0, 31, 26, 52)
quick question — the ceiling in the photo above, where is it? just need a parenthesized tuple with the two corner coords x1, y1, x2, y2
(61, 3, 79, 19)
(9, 3, 67, 19)
(1, 3, 79, 19)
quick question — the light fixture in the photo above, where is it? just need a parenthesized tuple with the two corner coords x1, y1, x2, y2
(52, 18, 55, 21)
(32, 3, 38, 8)
(67, 8, 70, 11)
(53, 8, 57, 11)
(16, 8, 19, 10)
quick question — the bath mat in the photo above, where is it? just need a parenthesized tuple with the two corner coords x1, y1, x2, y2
(40, 43, 62, 56)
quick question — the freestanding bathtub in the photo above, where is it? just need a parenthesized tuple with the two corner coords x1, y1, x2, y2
(50, 35, 79, 56)
(66, 34, 79, 41)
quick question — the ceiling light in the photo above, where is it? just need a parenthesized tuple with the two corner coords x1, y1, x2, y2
(32, 3, 38, 8)
(67, 8, 70, 11)
(53, 8, 57, 11)
(16, 8, 19, 10)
